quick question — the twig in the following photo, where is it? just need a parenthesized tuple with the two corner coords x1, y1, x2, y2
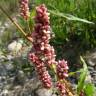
(0, 5, 32, 42)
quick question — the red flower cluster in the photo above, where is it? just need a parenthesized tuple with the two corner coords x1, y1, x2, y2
(57, 59, 68, 79)
(29, 53, 52, 88)
(31, 4, 57, 67)
(29, 4, 69, 94)
(56, 81, 67, 96)
(29, 4, 54, 88)
(56, 60, 68, 96)
(20, 0, 30, 20)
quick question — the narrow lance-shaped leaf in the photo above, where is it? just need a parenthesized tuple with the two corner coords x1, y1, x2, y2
(77, 56, 88, 94)
(49, 10, 94, 24)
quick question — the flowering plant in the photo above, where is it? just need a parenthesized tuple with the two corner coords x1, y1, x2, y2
(28, 4, 73, 96)
(0, 1, 95, 96)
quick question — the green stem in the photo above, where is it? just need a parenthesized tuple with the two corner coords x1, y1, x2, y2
(27, 20, 31, 34)
(51, 64, 57, 81)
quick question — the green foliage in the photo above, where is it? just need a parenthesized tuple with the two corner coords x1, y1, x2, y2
(77, 56, 95, 96)
(35, 0, 96, 50)
(49, 10, 94, 24)
(84, 83, 95, 96)
(77, 56, 88, 94)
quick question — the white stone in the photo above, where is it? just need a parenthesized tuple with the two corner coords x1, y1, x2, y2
(8, 39, 23, 53)
(36, 88, 52, 96)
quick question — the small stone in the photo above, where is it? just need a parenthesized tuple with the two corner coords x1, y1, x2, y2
(0, 89, 9, 95)
(94, 66, 96, 70)
(0, 65, 7, 76)
(85, 73, 92, 83)
(7, 77, 14, 84)
(71, 84, 77, 90)
(4, 63, 14, 72)
(0, 55, 6, 61)
(13, 70, 27, 85)
(14, 85, 22, 90)
(92, 80, 96, 86)
(1, 76, 6, 81)
(52, 94, 57, 96)
(91, 72, 96, 77)
(88, 66, 94, 71)
(85, 51, 96, 67)
(36, 88, 52, 96)
(8, 39, 23, 53)
(92, 71, 96, 74)
(7, 55, 14, 60)
(4, 84, 11, 90)
(87, 59, 95, 67)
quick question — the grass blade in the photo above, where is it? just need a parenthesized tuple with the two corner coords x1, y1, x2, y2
(77, 56, 88, 94)
(49, 10, 94, 24)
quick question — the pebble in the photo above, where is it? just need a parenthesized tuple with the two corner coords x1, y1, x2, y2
(87, 59, 96, 67)
(88, 66, 94, 71)
(0, 89, 9, 96)
(4, 63, 14, 72)
(36, 88, 52, 96)
(13, 70, 27, 85)
(92, 71, 96, 74)
(52, 94, 57, 96)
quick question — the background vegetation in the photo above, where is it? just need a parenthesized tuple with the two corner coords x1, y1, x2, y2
(1, 0, 96, 49)
(35, 0, 96, 49)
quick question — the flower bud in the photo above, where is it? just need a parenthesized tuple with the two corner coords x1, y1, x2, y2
(20, 0, 30, 20)
(57, 59, 68, 79)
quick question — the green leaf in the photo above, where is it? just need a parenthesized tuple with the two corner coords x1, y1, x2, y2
(77, 56, 88, 94)
(68, 69, 83, 76)
(84, 83, 95, 96)
(30, 9, 36, 17)
(49, 10, 94, 24)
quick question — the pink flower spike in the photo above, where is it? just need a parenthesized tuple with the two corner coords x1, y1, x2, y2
(57, 59, 69, 79)
(20, 0, 30, 20)
(29, 4, 54, 88)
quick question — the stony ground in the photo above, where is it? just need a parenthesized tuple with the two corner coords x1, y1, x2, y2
(0, 47, 96, 96)
(0, 52, 57, 96)
(0, 20, 96, 96)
